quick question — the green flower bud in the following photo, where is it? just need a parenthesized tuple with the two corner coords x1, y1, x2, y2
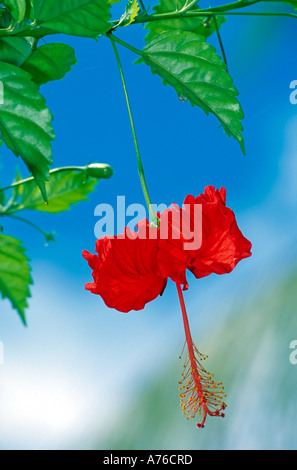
(86, 163, 113, 179)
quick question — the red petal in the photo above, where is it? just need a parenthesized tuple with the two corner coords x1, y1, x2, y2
(82, 250, 98, 270)
(83, 228, 166, 313)
(157, 187, 251, 283)
(188, 186, 252, 278)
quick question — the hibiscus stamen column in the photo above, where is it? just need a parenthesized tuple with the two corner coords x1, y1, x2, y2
(108, 34, 159, 228)
(176, 283, 227, 428)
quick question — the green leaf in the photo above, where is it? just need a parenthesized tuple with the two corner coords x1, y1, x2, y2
(14, 168, 107, 213)
(0, 61, 55, 200)
(117, 0, 140, 27)
(144, 0, 226, 42)
(142, 30, 245, 153)
(0, 37, 34, 67)
(284, 0, 297, 9)
(29, 0, 111, 38)
(22, 43, 77, 86)
(0, 234, 32, 325)
(3, 0, 26, 23)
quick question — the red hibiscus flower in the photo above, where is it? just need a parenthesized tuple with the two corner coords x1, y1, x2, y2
(83, 186, 252, 428)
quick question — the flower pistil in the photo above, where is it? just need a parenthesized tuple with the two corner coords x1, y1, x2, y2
(176, 283, 227, 428)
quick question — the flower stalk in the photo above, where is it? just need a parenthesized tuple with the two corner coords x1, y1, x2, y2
(108, 34, 159, 228)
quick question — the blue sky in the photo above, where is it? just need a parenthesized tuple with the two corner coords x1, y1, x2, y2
(0, 0, 297, 449)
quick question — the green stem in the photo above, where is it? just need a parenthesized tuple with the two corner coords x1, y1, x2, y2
(107, 34, 143, 56)
(0, 165, 106, 193)
(117, 0, 256, 25)
(138, 0, 146, 13)
(128, 10, 297, 27)
(115, 0, 297, 26)
(207, 0, 260, 13)
(212, 15, 229, 73)
(196, 10, 297, 18)
(3, 214, 54, 242)
(108, 34, 158, 227)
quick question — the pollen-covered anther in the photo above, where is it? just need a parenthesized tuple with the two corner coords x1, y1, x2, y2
(179, 344, 227, 429)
